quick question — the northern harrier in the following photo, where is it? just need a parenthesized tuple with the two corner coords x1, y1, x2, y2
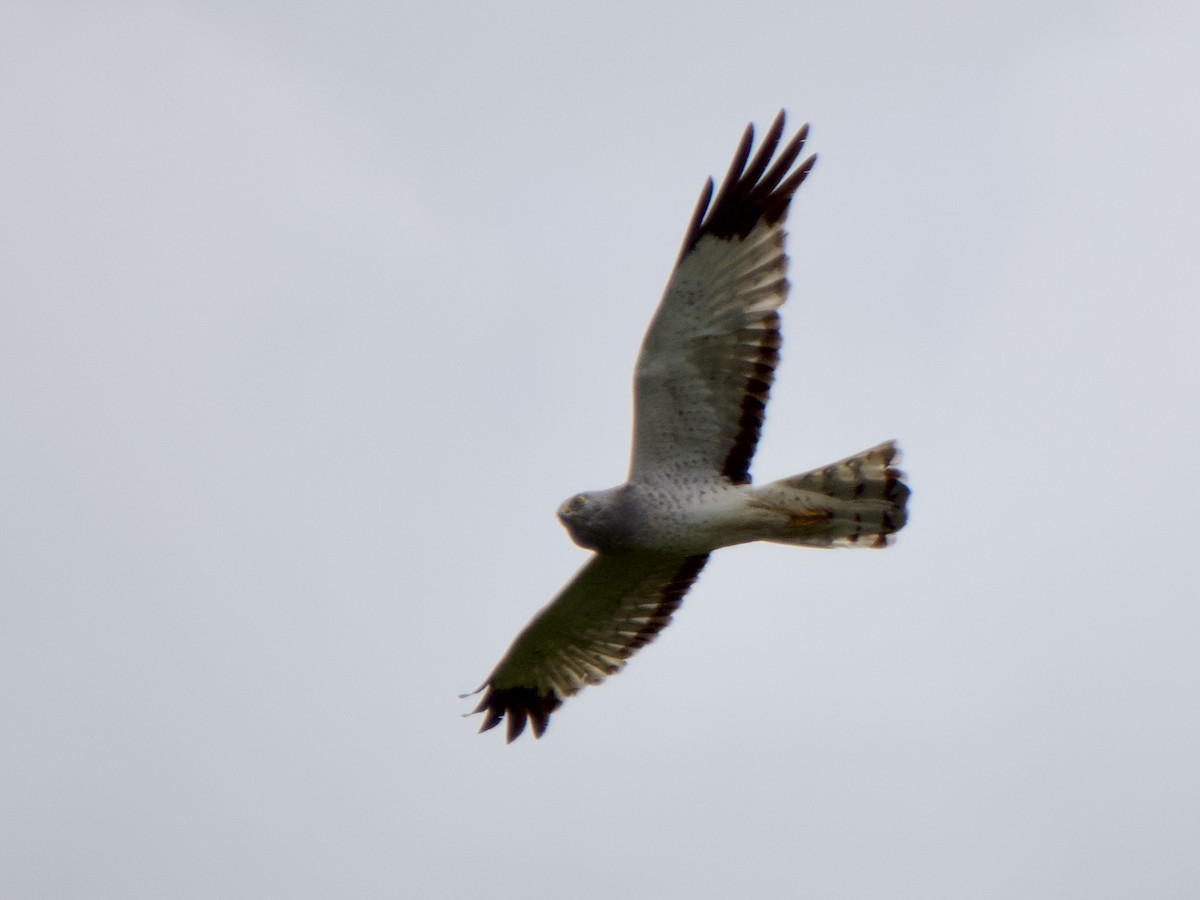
(465, 112, 909, 742)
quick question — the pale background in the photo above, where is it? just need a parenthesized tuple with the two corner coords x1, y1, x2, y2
(3, 2, 1199, 897)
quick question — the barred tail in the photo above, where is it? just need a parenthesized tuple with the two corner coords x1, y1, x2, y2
(750, 441, 909, 548)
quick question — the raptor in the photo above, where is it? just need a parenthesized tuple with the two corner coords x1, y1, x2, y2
(465, 112, 909, 742)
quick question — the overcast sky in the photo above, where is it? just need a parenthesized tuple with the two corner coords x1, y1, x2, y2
(3, 2, 1199, 897)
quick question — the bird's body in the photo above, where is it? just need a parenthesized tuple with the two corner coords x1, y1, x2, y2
(466, 112, 909, 742)
(558, 478, 764, 555)
(560, 449, 903, 556)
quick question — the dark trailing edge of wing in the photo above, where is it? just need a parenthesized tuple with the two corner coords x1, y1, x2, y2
(722, 326, 781, 484)
(471, 553, 710, 743)
(675, 110, 816, 265)
(617, 552, 708, 654)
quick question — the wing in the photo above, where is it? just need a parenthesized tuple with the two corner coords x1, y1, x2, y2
(468, 552, 709, 742)
(630, 111, 816, 485)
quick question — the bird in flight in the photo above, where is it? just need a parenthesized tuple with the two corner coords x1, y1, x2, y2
(465, 111, 909, 742)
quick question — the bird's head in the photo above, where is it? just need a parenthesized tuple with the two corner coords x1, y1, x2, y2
(557, 488, 631, 551)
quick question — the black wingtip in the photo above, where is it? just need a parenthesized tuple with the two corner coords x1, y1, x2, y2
(676, 111, 815, 261)
(473, 685, 563, 743)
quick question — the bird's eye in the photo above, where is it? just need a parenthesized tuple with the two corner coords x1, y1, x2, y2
(570, 494, 587, 510)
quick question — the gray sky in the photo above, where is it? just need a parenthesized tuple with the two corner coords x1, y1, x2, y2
(3, 1, 1199, 897)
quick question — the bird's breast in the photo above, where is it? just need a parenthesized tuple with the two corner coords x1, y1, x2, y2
(621, 479, 762, 555)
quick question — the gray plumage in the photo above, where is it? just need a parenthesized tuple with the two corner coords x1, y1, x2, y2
(465, 112, 909, 742)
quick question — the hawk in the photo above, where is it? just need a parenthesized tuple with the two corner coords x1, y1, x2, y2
(465, 112, 909, 742)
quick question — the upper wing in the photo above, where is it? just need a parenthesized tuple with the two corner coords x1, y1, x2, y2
(630, 111, 815, 485)
(468, 552, 708, 742)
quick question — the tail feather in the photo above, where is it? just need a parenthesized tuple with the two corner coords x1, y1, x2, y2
(750, 441, 909, 548)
